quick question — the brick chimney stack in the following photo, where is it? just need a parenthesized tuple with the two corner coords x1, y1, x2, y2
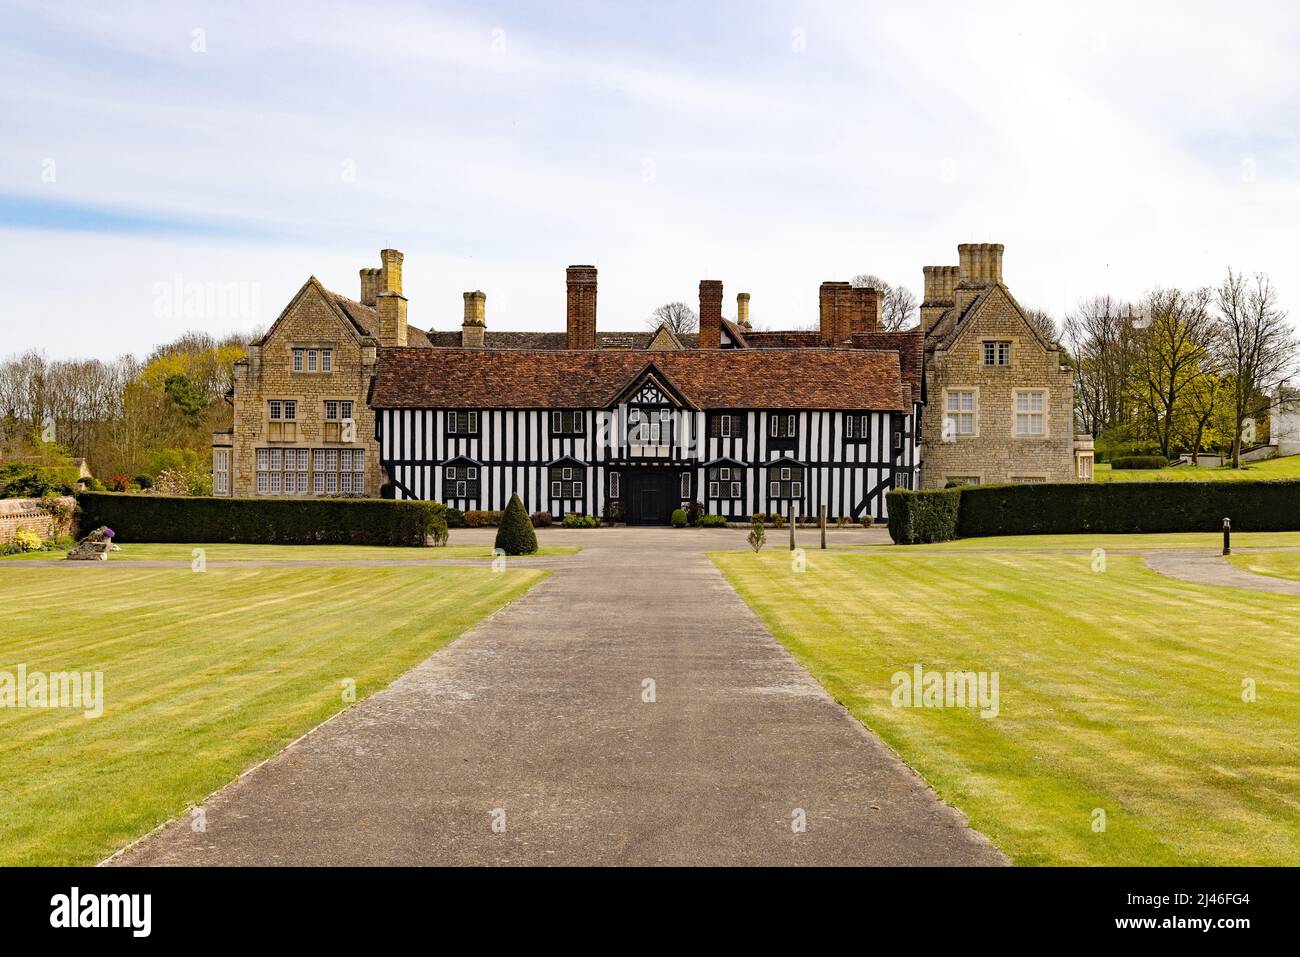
(851, 286, 882, 333)
(566, 265, 598, 350)
(819, 281, 852, 344)
(461, 290, 486, 348)
(376, 248, 407, 347)
(698, 280, 723, 348)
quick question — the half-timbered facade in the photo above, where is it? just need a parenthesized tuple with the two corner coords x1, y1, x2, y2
(373, 348, 920, 523)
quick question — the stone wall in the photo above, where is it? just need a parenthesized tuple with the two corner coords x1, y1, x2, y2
(922, 286, 1076, 487)
(226, 281, 384, 497)
(0, 496, 75, 543)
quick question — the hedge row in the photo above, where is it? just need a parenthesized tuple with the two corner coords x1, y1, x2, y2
(886, 488, 962, 544)
(76, 493, 447, 546)
(1110, 455, 1169, 470)
(887, 479, 1300, 543)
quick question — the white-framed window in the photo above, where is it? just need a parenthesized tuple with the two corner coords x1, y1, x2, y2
(768, 465, 805, 499)
(845, 413, 869, 441)
(1014, 390, 1046, 436)
(769, 413, 797, 438)
(268, 399, 297, 421)
(730, 481, 740, 498)
(1077, 454, 1094, 480)
(324, 399, 353, 422)
(680, 472, 690, 498)
(769, 480, 780, 497)
(447, 411, 479, 435)
(552, 410, 583, 436)
(549, 465, 583, 500)
(573, 480, 584, 497)
(562, 467, 573, 480)
(791, 481, 802, 497)
(456, 481, 467, 496)
(947, 476, 980, 486)
(983, 341, 1012, 366)
(608, 471, 621, 498)
(1012, 475, 1047, 484)
(213, 448, 230, 495)
(780, 466, 791, 480)
(256, 448, 284, 494)
(945, 390, 976, 436)
(895, 472, 912, 490)
(550, 481, 562, 497)
(720, 467, 731, 481)
(292, 349, 304, 372)
(708, 481, 720, 497)
(321, 349, 332, 372)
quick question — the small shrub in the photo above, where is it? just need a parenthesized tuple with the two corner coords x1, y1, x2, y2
(771, 513, 786, 529)
(109, 475, 130, 492)
(603, 500, 624, 524)
(4, 527, 42, 554)
(747, 520, 766, 553)
(1111, 455, 1169, 470)
(699, 514, 727, 528)
(670, 508, 688, 528)
(860, 514, 874, 528)
(463, 509, 504, 527)
(560, 513, 599, 528)
(836, 515, 851, 528)
(686, 500, 705, 527)
(494, 494, 538, 555)
(133, 474, 154, 490)
(750, 512, 767, 525)
(443, 507, 465, 528)
(529, 511, 553, 528)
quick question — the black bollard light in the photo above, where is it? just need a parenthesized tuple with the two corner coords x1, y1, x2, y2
(1222, 517, 1231, 556)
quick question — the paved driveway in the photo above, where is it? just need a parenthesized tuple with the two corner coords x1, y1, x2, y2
(111, 528, 1005, 866)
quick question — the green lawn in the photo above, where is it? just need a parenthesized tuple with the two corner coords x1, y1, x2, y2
(1096, 454, 1300, 482)
(0, 561, 547, 865)
(1227, 550, 1300, 583)
(896, 531, 1300, 551)
(1, 542, 579, 563)
(713, 548, 1300, 865)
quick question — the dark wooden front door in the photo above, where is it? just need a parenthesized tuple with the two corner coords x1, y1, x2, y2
(625, 469, 676, 526)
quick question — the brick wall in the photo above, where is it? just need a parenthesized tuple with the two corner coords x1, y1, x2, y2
(0, 496, 74, 542)
(921, 287, 1075, 487)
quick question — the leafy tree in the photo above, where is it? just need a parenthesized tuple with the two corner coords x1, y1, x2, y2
(163, 373, 209, 427)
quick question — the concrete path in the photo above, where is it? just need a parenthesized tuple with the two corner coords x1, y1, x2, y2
(1143, 550, 1300, 596)
(110, 528, 1004, 867)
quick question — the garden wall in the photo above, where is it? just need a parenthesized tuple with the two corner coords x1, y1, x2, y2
(0, 496, 75, 543)
(76, 493, 447, 546)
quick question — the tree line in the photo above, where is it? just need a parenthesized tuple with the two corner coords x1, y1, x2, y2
(1064, 269, 1295, 466)
(0, 331, 252, 493)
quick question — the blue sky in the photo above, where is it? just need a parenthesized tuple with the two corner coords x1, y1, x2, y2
(2, 0, 1298, 358)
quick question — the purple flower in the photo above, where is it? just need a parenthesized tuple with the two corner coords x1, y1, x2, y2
(101, 528, 114, 539)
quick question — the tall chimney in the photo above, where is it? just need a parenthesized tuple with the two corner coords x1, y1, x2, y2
(380, 248, 403, 295)
(921, 265, 959, 334)
(851, 286, 882, 333)
(461, 291, 486, 348)
(956, 242, 1003, 311)
(698, 280, 723, 349)
(736, 292, 751, 331)
(359, 267, 381, 307)
(819, 281, 852, 344)
(566, 265, 597, 350)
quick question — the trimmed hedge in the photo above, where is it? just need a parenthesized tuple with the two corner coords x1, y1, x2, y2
(495, 494, 538, 554)
(886, 488, 962, 543)
(1111, 455, 1169, 470)
(956, 480, 1300, 537)
(76, 492, 447, 546)
(890, 479, 1300, 542)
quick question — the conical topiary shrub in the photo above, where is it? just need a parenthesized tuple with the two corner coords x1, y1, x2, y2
(495, 493, 539, 555)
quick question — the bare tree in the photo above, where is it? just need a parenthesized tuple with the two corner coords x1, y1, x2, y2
(850, 275, 919, 331)
(647, 302, 697, 334)
(1063, 296, 1144, 437)
(1129, 287, 1216, 459)
(1214, 269, 1297, 467)
(1023, 306, 1060, 344)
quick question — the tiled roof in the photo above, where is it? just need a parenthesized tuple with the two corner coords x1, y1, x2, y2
(372, 347, 908, 411)
(851, 330, 923, 400)
(326, 292, 433, 347)
(422, 330, 700, 350)
(743, 330, 824, 349)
